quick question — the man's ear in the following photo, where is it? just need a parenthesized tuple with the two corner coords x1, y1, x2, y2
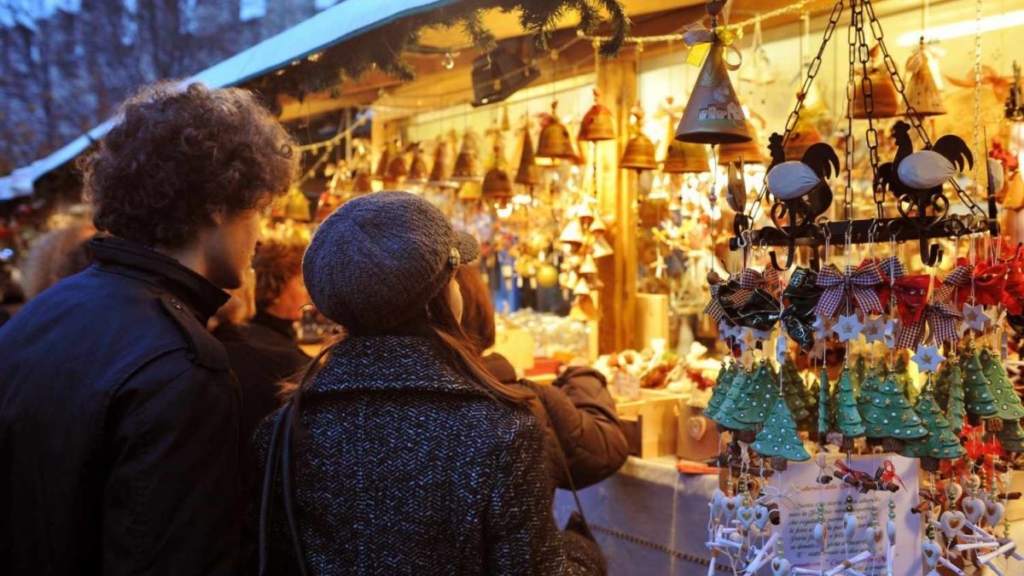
(210, 209, 226, 226)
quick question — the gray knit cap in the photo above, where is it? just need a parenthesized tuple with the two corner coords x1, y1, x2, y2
(303, 191, 480, 331)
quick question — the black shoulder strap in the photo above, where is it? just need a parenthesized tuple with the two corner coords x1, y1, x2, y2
(258, 399, 309, 576)
(158, 293, 230, 370)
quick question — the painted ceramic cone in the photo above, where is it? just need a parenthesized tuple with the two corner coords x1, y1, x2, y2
(663, 140, 710, 173)
(514, 128, 539, 185)
(675, 39, 751, 144)
(428, 139, 455, 188)
(904, 48, 946, 117)
(559, 219, 585, 246)
(592, 235, 614, 258)
(452, 133, 481, 182)
(850, 68, 899, 118)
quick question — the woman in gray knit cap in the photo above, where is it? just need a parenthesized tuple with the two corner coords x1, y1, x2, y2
(253, 191, 605, 575)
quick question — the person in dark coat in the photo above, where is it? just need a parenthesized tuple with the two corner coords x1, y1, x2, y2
(454, 265, 629, 490)
(255, 191, 605, 575)
(212, 239, 310, 446)
(0, 82, 297, 576)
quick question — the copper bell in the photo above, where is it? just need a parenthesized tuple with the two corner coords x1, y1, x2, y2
(407, 145, 429, 183)
(675, 34, 751, 144)
(482, 146, 513, 203)
(903, 44, 946, 117)
(283, 188, 311, 222)
(428, 138, 455, 188)
(620, 104, 657, 171)
(850, 67, 899, 119)
(353, 170, 373, 193)
(578, 88, 615, 142)
(536, 101, 577, 161)
(384, 150, 408, 185)
(514, 127, 539, 186)
(718, 119, 765, 165)
(451, 132, 481, 182)
(783, 115, 823, 160)
(374, 143, 392, 181)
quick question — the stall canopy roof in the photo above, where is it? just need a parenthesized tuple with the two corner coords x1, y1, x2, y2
(0, 0, 455, 202)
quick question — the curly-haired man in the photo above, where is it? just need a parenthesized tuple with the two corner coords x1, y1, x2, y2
(0, 82, 297, 575)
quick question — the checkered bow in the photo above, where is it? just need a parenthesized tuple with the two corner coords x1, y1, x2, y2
(705, 276, 731, 322)
(894, 266, 972, 350)
(723, 267, 781, 308)
(814, 261, 885, 319)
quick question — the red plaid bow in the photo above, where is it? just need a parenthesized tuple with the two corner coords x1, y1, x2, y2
(894, 266, 971, 349)
(705, 279, 729, 321)
(723, 267, 781, 308)
(1003, 255, 1024, 315)
(876, 255, 908, 310)
(814, 261, 885, 318)
(954, 258, 1007, 308)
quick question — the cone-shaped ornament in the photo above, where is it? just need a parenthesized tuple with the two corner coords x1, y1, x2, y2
(589, 216, 608, 235)
(592, 235, 614, 258)
(663, 140, 710, 173)
(904, 45, 946, 117)
(675, 38, 750, 144)
(536, 101, 577, 161)
(452, 132, 481, 182)
(428, 138, 456, 188)
(384, 151, 408, 185)
(570, 294, 599, 321)
(579, 255, 598, 275)
(783, 114, 824, 160)
(407, 146, 429, 183)
(579, 88, 615, 142)
(514, 128, 539, 186)
(621, 104, 658, 171)
(718, 119, 765, 165)
(283, 188, 311, 222)
(353, 170, 373, 193)
(374, 145, 392, 181)
(573, 277, 591, 297)
(559, 219, 585, 246)
(482, 146, 513, 202)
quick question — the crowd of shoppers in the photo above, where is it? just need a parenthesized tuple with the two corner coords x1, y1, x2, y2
(0, 81, 626, 575)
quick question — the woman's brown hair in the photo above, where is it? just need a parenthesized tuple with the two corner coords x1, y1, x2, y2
(253, 239, 306, 311)
(281, 272, 532, 407)
(454, 265, 495, 354)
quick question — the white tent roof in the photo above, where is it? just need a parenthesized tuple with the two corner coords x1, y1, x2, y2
(0, 0, 453, 201)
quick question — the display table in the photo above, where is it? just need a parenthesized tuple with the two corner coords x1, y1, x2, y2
(554, 457, 1024, 576)
(553, 457, 720, 575)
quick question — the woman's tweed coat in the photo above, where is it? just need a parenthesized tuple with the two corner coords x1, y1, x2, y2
(253, 336, 605, 575)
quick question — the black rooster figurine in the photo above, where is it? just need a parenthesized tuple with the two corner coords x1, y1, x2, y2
(765, 132, 840, 228)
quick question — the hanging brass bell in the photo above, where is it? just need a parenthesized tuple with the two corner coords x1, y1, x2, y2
(579, 88, 615, 142)
(514, 127, 539, 186)
(663, 140, 710, 173)
(283, 188, 311, 222)
(482, 145, 513, 202)
(536, 101, 577, 161)
(353, 170, 373, 194)
(717, 119, 765, 165)
(783, 115, 823, 160)
(428, 138, 456, 188)
(384, 152, 408, 185)
(407, 146, 429, 183)
(559, 219, 586, 247)
(850, 67, 900, 119)
(675, 36, 751, 144)
(903, 45, 946, 117)
(452, 132, 481, 182)
(621, 104, 658, 171)
(374, 143, 393, 181)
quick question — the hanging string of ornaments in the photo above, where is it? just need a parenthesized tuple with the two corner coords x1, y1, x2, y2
(688, 1, 1024, 575)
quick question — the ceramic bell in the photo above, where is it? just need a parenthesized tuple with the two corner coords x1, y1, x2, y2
(452, 132, 481, 182)
(283, 188, 311, 222)
(353, 170, 373, 193)
(904, 44, 946, 117)
(428, 138, 456, 188)
(374, 142, 393, 181)
(384, 151, 408, 185)
(675, 33, 751, 144)
(514, 127, 539, 186)
(663, 141, 710, 173)
(536, 101, 577, 161)
(559, 219, 585, 246)
(783, 115, 824, 160)
(718, 119, 765, 165)
(407, 146, 429, 183)
(850, 66, 899, 119)
(579, 88, 615, 142)
(592, 235, 614, 258)
(458, 181, 482, 201)
(482, 146, 513, 202)
(621, 104, 657, 171)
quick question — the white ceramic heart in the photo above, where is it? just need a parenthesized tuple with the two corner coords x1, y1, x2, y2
(771, 557, 793, 576)
(940, 510, 966, 540)
(723, 495, 740, 520)
(965, 474, 982, 491)
(984, 500, 1005, 527)
(922, 540, 941, 569)
(738, 506, 756, 531)
(865, 526, 883, 556)
(754, 505, 771, 531)
(814, 522, 827, 546)
(844, 513, 859, 540)
(962, 496, 984, 524)
(945, 483, 963, 506)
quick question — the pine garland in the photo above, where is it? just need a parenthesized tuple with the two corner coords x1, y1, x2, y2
(247, 0, 630, 100)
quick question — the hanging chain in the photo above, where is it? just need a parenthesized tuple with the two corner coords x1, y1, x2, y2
(845, 0, 860, 221)
(855, 0, 881, 199)
(748, 0, 845, 224)
(973, 0, 983, 196)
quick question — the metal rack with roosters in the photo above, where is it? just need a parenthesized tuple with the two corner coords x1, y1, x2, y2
(726, 0, 999, 271)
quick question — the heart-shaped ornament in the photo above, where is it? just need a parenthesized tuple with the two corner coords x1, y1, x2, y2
(965, 474, 982, 491)
(771, 557, 793, 576)
(940, 511, 966, 540)
(962, 497, 984, 524)
(844, 513, 859, 540)
(984, 500, 1005, 527)
(723, 495, 740, 520)
(865, 526, 883, 556)
(754, 505, 771, 531)
(814, 522, 827, 546)
(688, 416, 708, 440)
(711, 490, 725, 518)
(945, 483, 963, 506)
(922, 540, 941, 569)
(738, 506, 756, 531)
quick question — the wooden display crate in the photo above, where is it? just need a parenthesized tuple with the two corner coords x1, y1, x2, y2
(675, 402, 721, 462)
(616, 389, 687, 459)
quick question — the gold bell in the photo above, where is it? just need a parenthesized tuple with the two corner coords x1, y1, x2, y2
(514, 127, 539, 186)
(452, 132, 481, 182)
(374, 143, 393, 181)
(850, 66, 899, 119)
(384, 152, 408, 185)
(663, 141, 710, 173)
(578, 88, 615, 142)
(283, 188, 311, 222)
(675, 35, 751, 144)
(621, 104, 658, 171)
(353, 170, 373, 194)
(482, 147, 513, 202)
(903, 44, 946, 117)
(407, 146, 429, 183)
(428, 138, 456, 188)
(458, 181, 483, 201)
(783, 115, 823, 160)
(559, 219, 586, 247)
(536, 101, 577, 162)
(718, 119, 765, 166)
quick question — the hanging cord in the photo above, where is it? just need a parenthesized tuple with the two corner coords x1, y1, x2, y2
(973, 0, 983, 198)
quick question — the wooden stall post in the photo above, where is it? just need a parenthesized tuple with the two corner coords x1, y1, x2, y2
(595, 46, 639, 354)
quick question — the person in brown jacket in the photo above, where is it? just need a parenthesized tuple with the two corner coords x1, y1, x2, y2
(455, 264, 629, 490)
